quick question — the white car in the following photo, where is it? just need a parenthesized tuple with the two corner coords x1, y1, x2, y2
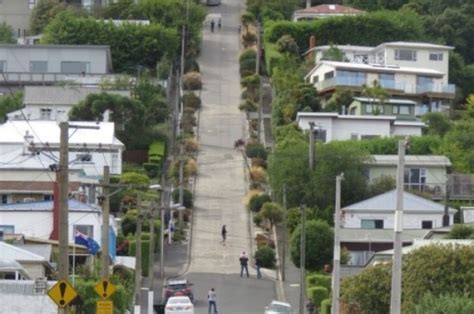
(165, 296, 194, 314)
(265, 300, 293, 314)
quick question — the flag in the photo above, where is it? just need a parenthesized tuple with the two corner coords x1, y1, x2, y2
(74, 231, 100, 255)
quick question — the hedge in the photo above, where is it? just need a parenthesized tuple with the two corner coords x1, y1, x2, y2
(321, 298, 331, 314)
(307, 273, 332, 291)
(74, 278, 133, 313)
(248, 194, 271, 212)
(128, 239, 150, 277)
(172, 188, 193, 208)
(308, 286, 329, 307)
(255, 245, 276, 268)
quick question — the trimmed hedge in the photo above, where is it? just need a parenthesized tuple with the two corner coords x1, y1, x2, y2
(248, 194, 271, 212)
(321, 298, 331, 314)
(128, 239, 150, 277)
(308, 286, 329, 307)
(172, 188, 193, 208)
(307, 273, 332, 291)
(245, 142, 268, 160)
(255, 245, 276, 268)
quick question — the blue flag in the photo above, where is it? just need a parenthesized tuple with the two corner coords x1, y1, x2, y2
(74, 231, 100, 255)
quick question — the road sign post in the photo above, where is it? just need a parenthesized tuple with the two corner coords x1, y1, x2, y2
(48, 279, 78, 309)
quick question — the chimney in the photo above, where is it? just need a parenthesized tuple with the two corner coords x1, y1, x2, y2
(307, 35, 317, 62)
(306, 0, 311, 9)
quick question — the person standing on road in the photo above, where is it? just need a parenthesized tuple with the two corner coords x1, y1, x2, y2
(306, 299, 315, 314)
(239, 251, 249, 277)
(208, 288, 218, 314)
(221, 225, 227, 245)
(255, 255, 262, 279)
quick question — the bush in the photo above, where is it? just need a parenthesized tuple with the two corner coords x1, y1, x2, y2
(239, 99, 258, 112)
(183, 138, 199, 154)
(250, 166, 266, 184)
(182, 92, 201, 109)
(307, 273, 331, 291)
(239, 48, 257, 76)
(143, 162, 161, 178)
(308, 286, 329, 307)
(255, 245, 276, 268)
(185, 158, 198, 177)
(321, 298, 331, 314)
(182, 71, 202, 90)
(248, 194, 271, 212)
(446, 224, 474, 239)
(245, 142, 268, 160)
(242, 30, 257, 47)
(412, 293, 474, 314)
(172, 188, 193, 208)
(253, 212, 263, 226)
(128, 239, 150, 276)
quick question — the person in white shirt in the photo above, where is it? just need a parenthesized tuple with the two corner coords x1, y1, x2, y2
(208, 288, 218, 314)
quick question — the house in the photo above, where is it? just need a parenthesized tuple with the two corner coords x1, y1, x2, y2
(296, 112, 424, 142)
(0, 0, 35, 39)
(348, 97, 418, 119)
(292, 4, 365, 21)
(0, 242, 52, 279)
(305, 42, 455, 113)
(0, 44, 113, 87)
(342, 189, 456, 230)
(366, 155, 452, 198)
(7, 86, 131, 121)
(0, 199, 106, 246)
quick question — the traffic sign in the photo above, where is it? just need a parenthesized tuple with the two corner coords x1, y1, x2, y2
(95, 279, 116, 299)
(47, 279, 78, 308)
(96, 300, 114, 314)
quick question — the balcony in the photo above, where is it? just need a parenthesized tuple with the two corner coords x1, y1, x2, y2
(416, 83, 456, 95)
(0, 72, 114, 86)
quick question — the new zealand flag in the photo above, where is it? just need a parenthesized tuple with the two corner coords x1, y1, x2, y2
(74, 231, 100, 255)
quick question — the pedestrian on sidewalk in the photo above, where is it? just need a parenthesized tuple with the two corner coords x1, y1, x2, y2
(218, 17, 222, 29)
(221, 225, 227, 245)
(255, 255, 262, 279)
(239, 251, 249, 277)
(306, 299, 315, 314)
(210, 20, 215, 32)
(208, 288, 218, 314)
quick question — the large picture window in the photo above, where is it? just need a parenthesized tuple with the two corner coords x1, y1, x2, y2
(395, 49, 417, 61)
(61, 61, 90, 74)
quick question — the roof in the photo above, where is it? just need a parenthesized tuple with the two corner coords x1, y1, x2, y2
(0, 44, 110, 50)
(340, 228, 428, 243)
(375, 41, 454, 51)
(0, 181, 82, 193)
(297, 111, 394, 121)
(352, 97, 417, 105)
(14, 244, 52, 260)
(0, 242, 46, 263)
(23, 86, 130, 106)
(343, 189, 457, 214)
(294, 4, 366, 15)
(0, 199, 100, 212)
(371, 239, 474, 257)
(368, 155, 452, 167)
(0, 120, 123, 147)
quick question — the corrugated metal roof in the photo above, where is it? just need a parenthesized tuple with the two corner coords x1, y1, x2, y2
(23, 86, 130, 106)
(0, 242, 46, 262)
(0, 199, 99, 212)
(319, 60, 444, 76)
(343, 190, 457, 213)
(15, 244, 52, 260)
(340, 228, 428, 243)
(368, 155, 452, 167)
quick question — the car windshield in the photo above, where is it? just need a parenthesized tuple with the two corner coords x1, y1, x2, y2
(168, 298, 190, 304)
(269, 304, 291, 313)
(169, 284, 187, 290)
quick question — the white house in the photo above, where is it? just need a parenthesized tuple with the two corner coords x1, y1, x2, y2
(366, 155, 452, 198)
(296, 112, 424, 142)
(292, 4, 365, 21)
(0, 199, 106, 246)
(0, 44, 113, 86)
(7, 86, 131, 121)
(305, 42, 455, 112)
(0, 120, 124, 177)
(342, 189, 456, 230)
(0, 242, 51, 279)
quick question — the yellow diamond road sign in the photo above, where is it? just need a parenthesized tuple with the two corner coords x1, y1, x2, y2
(47, 279, 78, 308)
(95, 279, 116, 299)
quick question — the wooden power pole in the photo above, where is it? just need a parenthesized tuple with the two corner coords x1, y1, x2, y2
(134, 195, 143, 314)
(331, 173, 344, 314)
(299, 204, 306, 314)
(100, 166, 110, 279)
(58, 122, 69, 280)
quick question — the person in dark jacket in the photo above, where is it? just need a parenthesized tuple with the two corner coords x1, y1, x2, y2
(255, 255, 262, 279)
(306, 300, 315, 314)
(239, 251, 249, 277)
(221, 225, 227, 245)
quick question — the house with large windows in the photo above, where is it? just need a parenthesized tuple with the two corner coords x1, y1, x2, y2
(305, 42, 455, 114)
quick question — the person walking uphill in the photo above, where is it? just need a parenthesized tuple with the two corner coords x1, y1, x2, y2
(239, 251, 249, 277)
(221, 225, 227, 245)
(208, 288, 218, 314)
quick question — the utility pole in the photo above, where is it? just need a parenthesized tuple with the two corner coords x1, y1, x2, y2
(309, 122, 315, 171)
(281, 184, 287, 281)
(58, 122, 69, 281)
(390, 139, 407, 314)
(100, 166, 110, 279)
(160, 194, 166, 278)
(148, 199, 157, 314)
(299, 204, 306, 314)
(134, 195, 143, 314)
(443, 175, 451, 227)
(331, 173, 344, 314)
(256, 22, 262, 143)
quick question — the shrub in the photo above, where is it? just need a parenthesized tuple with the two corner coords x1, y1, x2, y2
(182, 71, 202, 90)
(242, 30, 257, 47)
(321, 298, 331, 314)
(251, 157, 267, 169)
(250, 166, 266, 184)
(248, 194, 271, 212)
(239, 99, 258, 112)
(307, 273, 331, 291)
(143, 162, 161, 178)
(446, 224, 474, 239)
(128, 239, 150, 276)
(172, 188, 193, 208)
(412, 293, 474, 314)
(182, 92, 201, 110)
(308, 286, 329, 307)
(255, 245, 276, 268)
(253, 212, 263, 226)
(245, 142, 267, 160)
(183, 138, 199, 154)
(239, 48, 257, 76)
(185, 158, 198, 177)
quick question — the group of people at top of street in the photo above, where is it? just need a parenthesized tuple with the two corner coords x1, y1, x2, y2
(210, 17, 222, 32)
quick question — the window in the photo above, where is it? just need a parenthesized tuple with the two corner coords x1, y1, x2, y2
(40, 108, 52, 120)
(312, 75, 319, 84)
(417, 75, 433, 86)
(76, 154, 92, 162)
(28, 0, 36, 9)
(0, 60, 5, 72)
(395, 49, 417, 61)
(429, 52, 443, 61)
(365, 104, 384, 114)
(0, 225, 15, 234)
(422, 221, 433, 229)
(392, 105, 410, 115)
(30, 61, 48, 73)
(361, 135, 380, 140)
(314, 129, 327, 143)
(74, 225, 93, 238)
(351, 133, 358, 140)
(324, 71, 334, 80)
(361, 219, 384, 229)
(404, 168, 426, 191)
(61, 61, 90, 74)
(379, 73, 394, 81)
(1, 194, 7, 204)
(111, 153, 118, 173)
(43, 194, 53, 201)
(337, 70, 367, 81)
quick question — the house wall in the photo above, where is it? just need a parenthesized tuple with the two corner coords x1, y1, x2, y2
(22, 263, 45, 279)
(344, 212, 452, 229)
(332, 118, 391, 140)
(391, 124, 423, 136)
(0, 0, 33, 38)
(309, 63, 335, 85)
(0, 290, 56, 314)
(0, 210, 102, 244)
(298, 115, 334, 141)
(0, 47, 108, 74)
(11, 104, 72, 121)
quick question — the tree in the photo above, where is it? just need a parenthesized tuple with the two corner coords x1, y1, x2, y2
(422, 112, 452, 136)
(0, 22, 15, 44)
(368, 175, 396, 197)
(362, 80, 388, 114)
(343, 0, 408, 11)
(324, 90, 354, 113)
(276, 35, 299, 56)
(0, 91, 23, 123)
(260, 202, 284, 230)
(29, 0, 69, 35)
(321, 45, 345, 62)
(413, 293, 474, 314)
(290, 219, 333, 271)
(446, 224, 474, 239)
(241, 11, 255, 31)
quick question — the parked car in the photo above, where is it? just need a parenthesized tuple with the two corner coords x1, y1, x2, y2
(164, 279, 194, 302)
(265, 300, 293, 314)
(165, 296, 194, 314)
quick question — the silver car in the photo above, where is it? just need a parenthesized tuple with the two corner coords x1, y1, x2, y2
(265, 300, 293, 314)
